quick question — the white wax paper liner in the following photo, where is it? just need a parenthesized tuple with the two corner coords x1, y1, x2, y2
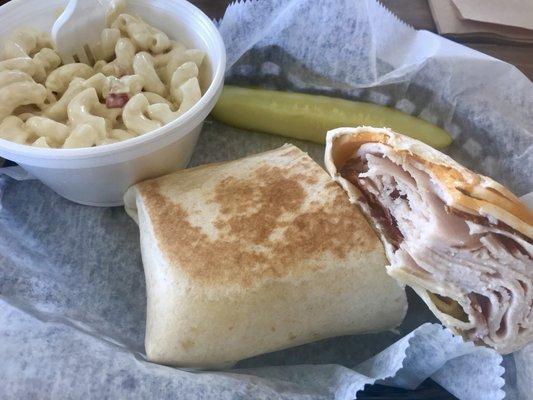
(0, 294, 505, 399)
(239, 324, 505, 400)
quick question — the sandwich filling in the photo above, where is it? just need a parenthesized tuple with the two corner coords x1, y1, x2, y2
(339, 142, 532, 354)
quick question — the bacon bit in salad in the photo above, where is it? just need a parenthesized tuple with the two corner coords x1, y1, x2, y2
(106, 93, 130, 108)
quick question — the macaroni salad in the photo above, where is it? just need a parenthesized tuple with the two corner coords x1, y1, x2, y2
(0, 0, 205, 148)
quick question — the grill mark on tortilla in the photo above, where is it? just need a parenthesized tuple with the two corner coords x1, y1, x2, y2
(139, 158, 378, 288)
(213, 166, 306, 244)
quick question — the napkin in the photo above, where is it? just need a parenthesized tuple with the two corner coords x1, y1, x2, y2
(428, 0, 533, 43)
(452, 0, 533, 31)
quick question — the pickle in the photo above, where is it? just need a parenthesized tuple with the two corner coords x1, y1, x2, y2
(211, 86, 452, 148)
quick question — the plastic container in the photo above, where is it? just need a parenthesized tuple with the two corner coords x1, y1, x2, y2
(0, 0, 226, 206)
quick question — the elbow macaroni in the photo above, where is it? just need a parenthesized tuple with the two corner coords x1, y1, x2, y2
(112, 14, 171, 54)
(133, 52, 166, 96)
(99, 37, 136, 76)
(123, 93, 161, 134)
(94, 28, 121, 61)
(45, 63, 94, 94)
(67, 88, 111, 139)
(0, 0, 205, 149)
(0, 116, 33, 144)
(0, 81, 47, 120)
(26, 116, 70, 145)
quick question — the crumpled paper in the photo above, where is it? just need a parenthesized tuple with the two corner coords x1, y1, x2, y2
(1, 0, 532, 398)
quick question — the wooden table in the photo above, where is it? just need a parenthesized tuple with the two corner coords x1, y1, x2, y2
(189, 0, 533, 81)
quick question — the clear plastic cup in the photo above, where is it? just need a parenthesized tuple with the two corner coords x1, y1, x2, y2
(0, 0, 226, 206)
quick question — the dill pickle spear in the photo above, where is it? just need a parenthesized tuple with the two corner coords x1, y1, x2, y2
(211, 86, 452, 148)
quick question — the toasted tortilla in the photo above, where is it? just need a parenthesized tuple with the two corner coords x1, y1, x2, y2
(124, 144, 407, 368)
(325, 126, 533, 354)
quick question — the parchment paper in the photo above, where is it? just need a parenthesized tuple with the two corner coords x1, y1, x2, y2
(1, 0, 532, 399)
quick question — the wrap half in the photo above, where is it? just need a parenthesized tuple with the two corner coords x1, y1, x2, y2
(124, 144, 407, 368)
(325, 126, 533, 354)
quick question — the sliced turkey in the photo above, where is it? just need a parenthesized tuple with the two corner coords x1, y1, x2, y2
(325, 126, 533, 354)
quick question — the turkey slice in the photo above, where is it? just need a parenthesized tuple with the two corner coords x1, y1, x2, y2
(325, 126, 532, 354)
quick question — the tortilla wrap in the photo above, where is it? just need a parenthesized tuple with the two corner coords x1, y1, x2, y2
(124, 144, 407, 368)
